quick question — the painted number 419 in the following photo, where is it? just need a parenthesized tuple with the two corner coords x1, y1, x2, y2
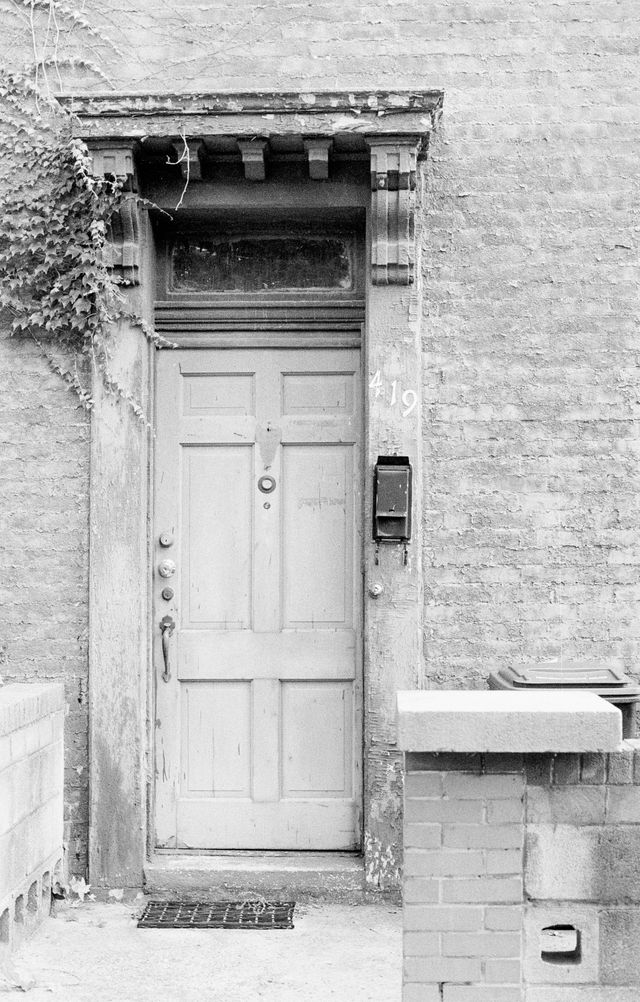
(369, 371, 417, 417)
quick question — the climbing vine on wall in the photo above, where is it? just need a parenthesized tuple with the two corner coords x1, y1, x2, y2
(0, 6, 167, 415)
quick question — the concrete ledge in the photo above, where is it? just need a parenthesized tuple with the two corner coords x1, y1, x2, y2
(397, 691, 622, 753)
(145, 853, 368, 902)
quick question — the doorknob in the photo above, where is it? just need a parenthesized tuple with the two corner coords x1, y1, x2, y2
(160, 615, 175, 683)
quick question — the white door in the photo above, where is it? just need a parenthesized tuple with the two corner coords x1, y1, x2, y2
(154, 348, 362, 849)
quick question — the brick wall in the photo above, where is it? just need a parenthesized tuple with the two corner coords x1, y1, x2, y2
(403, 744, 640, 1000)
(0, 1, 638, 873)
(0, 333, 89, 876)
(0, 683, 65, 958)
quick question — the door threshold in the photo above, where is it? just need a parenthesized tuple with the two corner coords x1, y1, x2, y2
(144, 851, 367, 902)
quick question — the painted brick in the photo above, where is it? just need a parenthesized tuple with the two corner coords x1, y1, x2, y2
(443, 988, 521, 1002)
(406, 799, 483, 824)
(404, 906, 483, 932)
(441, 877, 522, 904)
(444, 825, 523, 849)
(405, 773, 443, 798)
(403, 879, 439, 904)
(404, 850, 484, 877)
(403, 986, 441, 1002)
(403, 931, 440, 957)
(487, 799, 524, 824)
(484, 907, 522, 931)
(485, 850, 522, 875)
(404, 824, 442, 849)
(442, 932, 521, 958)
(443, 774, 523, 800)
(404, 957, 482, 983)
(485, 959, 521, 983)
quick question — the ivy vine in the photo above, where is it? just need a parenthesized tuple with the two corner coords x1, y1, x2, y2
(0, 31, 169, 416)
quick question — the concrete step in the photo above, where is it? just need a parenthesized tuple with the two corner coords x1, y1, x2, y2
(144, 852, 370, 902)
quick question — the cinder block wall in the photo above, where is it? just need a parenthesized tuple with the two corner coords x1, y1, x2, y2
(403, 744, 640, 1001)
(0, 683, 65, 958)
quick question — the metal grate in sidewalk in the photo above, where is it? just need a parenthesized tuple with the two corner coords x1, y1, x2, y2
(137, 900, 295, 930)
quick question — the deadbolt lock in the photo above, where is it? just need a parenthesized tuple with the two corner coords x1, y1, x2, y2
(161, 587, 174, 601)
(159, 532, 174, 547)
(158, 559, 176, 579)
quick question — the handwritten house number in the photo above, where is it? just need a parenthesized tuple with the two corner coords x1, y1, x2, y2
(368, 371, 418, 417)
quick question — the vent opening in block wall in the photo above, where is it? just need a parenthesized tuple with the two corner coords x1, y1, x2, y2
(541, 924, 581, 964)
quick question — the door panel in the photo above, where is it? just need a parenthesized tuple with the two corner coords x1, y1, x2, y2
(154, 348, 362, 850)
(281, 445, 353, 627)
(183, 446, 253, 628)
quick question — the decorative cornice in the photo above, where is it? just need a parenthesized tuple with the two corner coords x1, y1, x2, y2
(79, 93, 444, 288)
(60, 90, 443, 119)
(58, 90, 443, 145)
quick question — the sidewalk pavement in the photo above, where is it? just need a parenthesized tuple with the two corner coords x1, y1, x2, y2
(2, 899, 401, 1001)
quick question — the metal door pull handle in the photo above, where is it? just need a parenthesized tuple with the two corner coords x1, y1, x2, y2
(160, 615, 175, 682)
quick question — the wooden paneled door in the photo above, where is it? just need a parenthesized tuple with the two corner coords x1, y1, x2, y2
(154, 348, 362, 849)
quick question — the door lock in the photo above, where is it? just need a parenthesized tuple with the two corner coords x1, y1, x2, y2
(158, 559, 176, 578)
(159, 532, 174, 548)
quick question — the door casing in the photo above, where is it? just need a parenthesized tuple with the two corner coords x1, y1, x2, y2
(88, 165, 424, 889)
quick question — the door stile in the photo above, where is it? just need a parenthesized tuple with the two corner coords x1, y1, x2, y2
(154, 353, 181, 847)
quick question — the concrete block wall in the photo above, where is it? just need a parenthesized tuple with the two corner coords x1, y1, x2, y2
(404, 744, 640, 1001)
(0, 684, 65, 958)
(524, 742, 640, 1002)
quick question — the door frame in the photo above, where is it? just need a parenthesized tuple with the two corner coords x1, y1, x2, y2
(84, 93, 438, 890)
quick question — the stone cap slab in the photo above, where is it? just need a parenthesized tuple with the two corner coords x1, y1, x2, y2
(0, 683, 65, 737)
(397, 690, 622, 753)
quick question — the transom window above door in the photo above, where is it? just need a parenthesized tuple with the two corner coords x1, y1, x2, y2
(171, 234, 355, 294)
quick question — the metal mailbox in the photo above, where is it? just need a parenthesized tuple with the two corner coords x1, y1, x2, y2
(373, 455, 412, 542)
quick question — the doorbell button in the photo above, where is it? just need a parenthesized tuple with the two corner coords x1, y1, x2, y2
(258, 475, 276, 494)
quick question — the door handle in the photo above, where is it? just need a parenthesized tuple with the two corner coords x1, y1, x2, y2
(159, 615, 175, 683)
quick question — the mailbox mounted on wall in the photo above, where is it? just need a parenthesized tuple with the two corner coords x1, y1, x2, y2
(373, 455, 412, 545)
